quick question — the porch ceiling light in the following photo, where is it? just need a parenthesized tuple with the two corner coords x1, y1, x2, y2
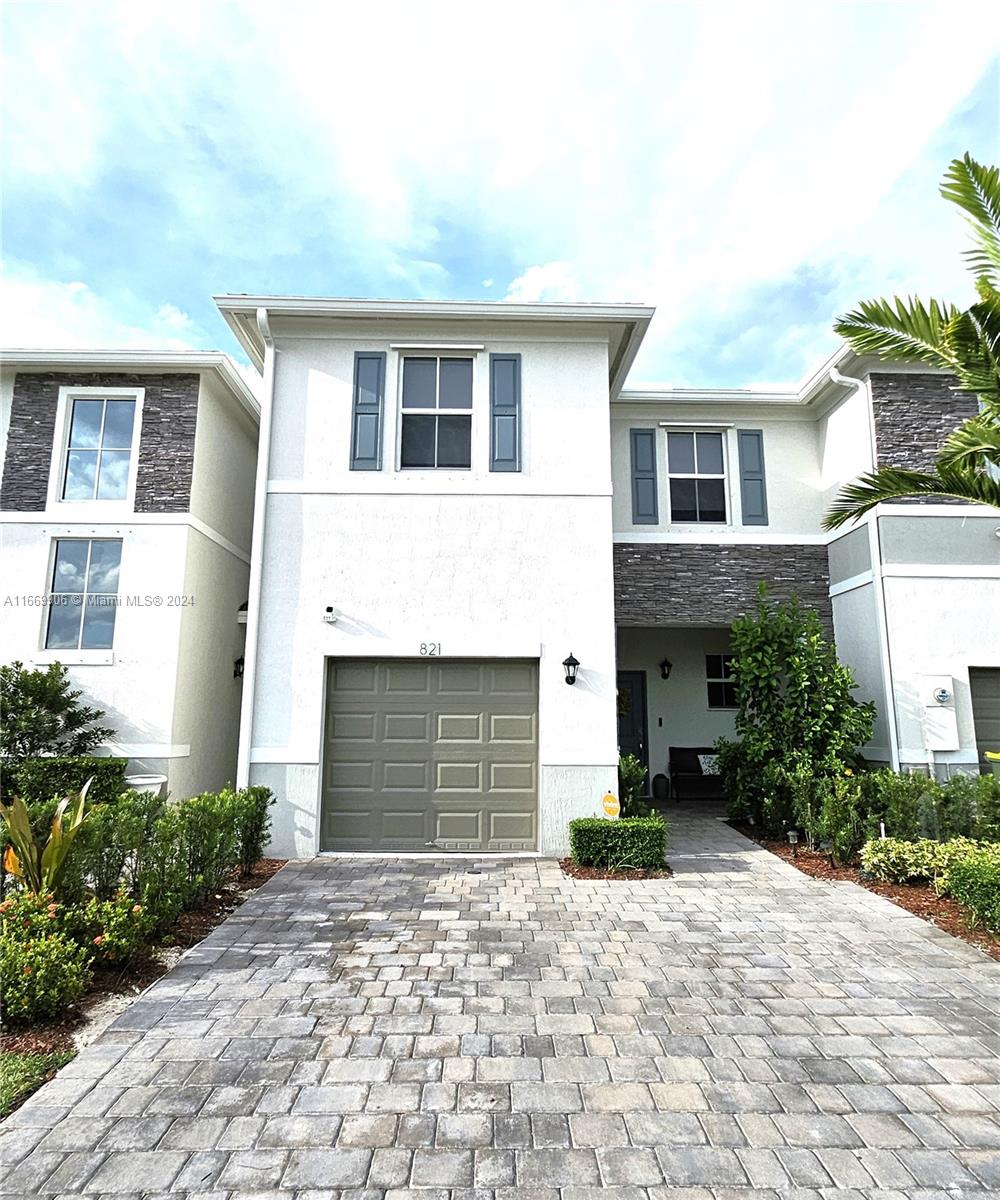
(659, 658, 673, 680)
(562, 653, 580, 686)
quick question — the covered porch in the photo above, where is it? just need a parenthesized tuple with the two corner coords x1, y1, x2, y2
(616, 624, 738, 799)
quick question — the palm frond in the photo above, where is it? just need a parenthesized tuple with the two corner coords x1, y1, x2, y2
(822, 465, 1000, 531)
(947, 300, 1000, 402)
(941, 154, 1000, 286)
(937, 415, 1000, 471)
(834, 296, 958, 367)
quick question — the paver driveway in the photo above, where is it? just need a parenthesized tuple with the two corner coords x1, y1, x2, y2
(3, 809, 1000, 1198)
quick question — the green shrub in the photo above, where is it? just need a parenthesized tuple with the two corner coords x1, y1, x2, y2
(569, 815, 667, 870)
(0, 661, 112, 762)
(233, 785, 275, 875)
(946, 844, 1000, 931)
(718, 586, 874, 835)
(815, 774, 866, 864)
(860, 836, 982, 883)
(61, 895, 154, 966)
(941, 772, 1000, 842)
(857, 769, 935, 842)
(180, 789, 239, 902)
(9, 757, 127, 808)
(0, 897, 92, 1024)
(618, 755, 651, 818)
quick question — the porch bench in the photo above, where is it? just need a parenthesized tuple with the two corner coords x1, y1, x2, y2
(668, 746, 725, 801)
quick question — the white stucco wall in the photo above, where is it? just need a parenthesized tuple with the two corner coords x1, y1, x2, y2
(610, 405, 823, 537)
(615, 626, 737, 779)
(248, 323, 621, 857)
(189, 372, 258, 551)
(816, 384, 874, 508)
(171, 527, 249, 799)
(882, 573, 1000, 773)
(830, 581, 892, 763)
(0, 520, 188, 779)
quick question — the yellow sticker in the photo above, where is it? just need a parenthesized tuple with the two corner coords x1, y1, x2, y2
(602, 792, 620, 818)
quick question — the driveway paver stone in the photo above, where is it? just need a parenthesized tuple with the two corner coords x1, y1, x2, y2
(2, 806, 999, 1198)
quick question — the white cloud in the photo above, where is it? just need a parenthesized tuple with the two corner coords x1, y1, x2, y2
(504, 262, 580, 302)
(0, 264, 200, 352)
(2, 1, 998, 384)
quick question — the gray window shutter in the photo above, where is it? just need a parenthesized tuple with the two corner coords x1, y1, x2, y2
(489, 353, 521, 472)
(350, 352, 386, 471)
(629, 428, 658, 524)
(737, 429, 768, 525)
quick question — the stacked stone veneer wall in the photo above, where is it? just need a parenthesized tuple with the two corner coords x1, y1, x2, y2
(870, 372, 977, 474)
(1, 372, 199, 512)
(614, 542, 832, 633)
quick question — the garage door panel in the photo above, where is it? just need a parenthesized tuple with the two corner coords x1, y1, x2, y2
(328, 761, 376, 790)
(970, 667, 1000, 771)
(322, 658, 538, 852)
(385, 664, 433, 694)
(489, 762, 536, 792)
(383, 712, 431, 742)
(489, 810, 536, 846)
(437, 663, 483, 693)
(490, 713, 535, 743)
(330, 663, 378, 693)
(383, 761, 430, 790)
(328, 711, 377, 741)
(490, 663, 536, 695)
(436, 762, 482, 791)
(437, 712, 483, 742)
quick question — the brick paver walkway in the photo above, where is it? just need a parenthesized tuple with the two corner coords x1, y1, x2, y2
(3, 808, 999, 1197)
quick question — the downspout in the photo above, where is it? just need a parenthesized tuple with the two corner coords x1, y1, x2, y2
(828, 367, 901, 771)
(236, 307, 275, 787)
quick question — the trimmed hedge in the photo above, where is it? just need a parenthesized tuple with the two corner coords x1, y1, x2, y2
(569, 816, 667, 870)
(7, 756, 128, 808)
(946, 845, 1000, 932)
(860, 836, 981, 883)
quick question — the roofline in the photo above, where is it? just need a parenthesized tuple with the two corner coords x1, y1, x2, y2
(1, 348, 260, 420)
(213, 295, 655, 388)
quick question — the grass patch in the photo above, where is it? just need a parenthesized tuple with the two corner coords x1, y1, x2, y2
(0, 1049, 75, 1119)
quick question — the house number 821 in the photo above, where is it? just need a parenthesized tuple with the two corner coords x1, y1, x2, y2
(420, 643, 441, 656)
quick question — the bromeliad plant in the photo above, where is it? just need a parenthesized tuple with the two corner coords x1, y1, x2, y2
(1, 779, 93, 896)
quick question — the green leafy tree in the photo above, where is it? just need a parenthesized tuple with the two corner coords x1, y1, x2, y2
(824, 154, 1000, 529)
(0, 662, 113, 763)
(717, 585, 875, 835)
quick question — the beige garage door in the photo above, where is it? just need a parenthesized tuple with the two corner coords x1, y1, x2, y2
(970, 667, 1000, 772)
(321, 658, 538, 852)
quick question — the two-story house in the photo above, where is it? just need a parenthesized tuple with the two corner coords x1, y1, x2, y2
(217, 296, 999, 859)
(613, 350, 1000, 787)
(0, 350, 260, 798)
(215, 297, 653, 856)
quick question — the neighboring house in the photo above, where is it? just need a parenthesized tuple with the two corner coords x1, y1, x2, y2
(215, 297, 652, 856)
(613, 352, 999, 785)
(0, 350, 260, 799)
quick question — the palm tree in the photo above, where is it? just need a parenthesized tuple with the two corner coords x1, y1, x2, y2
(823, 154, 1000, 530)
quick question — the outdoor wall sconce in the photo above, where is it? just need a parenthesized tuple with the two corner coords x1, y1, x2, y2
(233, 656, 245, 679)
(659, 658, 673, 680)
(562, 653, 580, 685)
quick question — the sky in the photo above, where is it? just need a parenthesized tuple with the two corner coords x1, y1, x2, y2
(2, 1, 999, 389)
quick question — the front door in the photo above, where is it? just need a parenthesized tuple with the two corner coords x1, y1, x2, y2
(617, 671, 649, 778)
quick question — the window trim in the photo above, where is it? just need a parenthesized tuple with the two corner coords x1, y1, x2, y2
(706, 652, 738, 710)
(665, 427, 731, 526)
(394, 352, 478, 472)
(41, 536, 123, 656)
(47, 386, 144, 511)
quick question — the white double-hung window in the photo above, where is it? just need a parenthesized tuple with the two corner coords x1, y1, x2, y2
(666, 431, 727, 523)
(57, 389, 141, 503)
(399, 356, 473, 469)
(44, 539, 122, 650)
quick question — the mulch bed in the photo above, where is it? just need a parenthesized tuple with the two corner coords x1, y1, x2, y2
(0, 858, 286, 1057)
(732, 824, 1000, 963)
(560, 857, 673, 881)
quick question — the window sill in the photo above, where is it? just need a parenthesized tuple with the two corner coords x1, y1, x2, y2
(31, 650, 115, 667)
